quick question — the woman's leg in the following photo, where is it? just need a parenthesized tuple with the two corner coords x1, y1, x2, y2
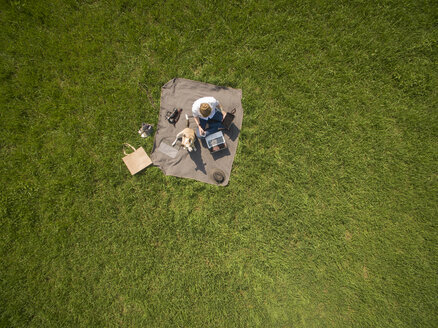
(205, 111, 224, 134)
(196, 112, 224, 138)
(212, 110, 224, 122)
(196, 118, 208, 138)
(196, 126, 205, 138)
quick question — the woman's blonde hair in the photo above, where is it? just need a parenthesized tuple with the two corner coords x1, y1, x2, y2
(200, 103, 212, 117)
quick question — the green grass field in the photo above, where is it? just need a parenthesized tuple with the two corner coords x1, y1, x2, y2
(1, 0, 437, 327)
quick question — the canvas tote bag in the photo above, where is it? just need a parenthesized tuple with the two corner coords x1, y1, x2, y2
(122, 143, 152, 175)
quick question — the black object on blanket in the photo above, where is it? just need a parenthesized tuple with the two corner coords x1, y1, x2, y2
(222, 108, 236, 130)
(166, 108, 182, 125)
(211, 169, 225, 184)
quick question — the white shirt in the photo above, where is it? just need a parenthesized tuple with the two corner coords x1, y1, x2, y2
(192, 96, 220, 119)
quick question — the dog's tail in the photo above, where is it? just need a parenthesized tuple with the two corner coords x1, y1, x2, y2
(185, 114, 189, 127)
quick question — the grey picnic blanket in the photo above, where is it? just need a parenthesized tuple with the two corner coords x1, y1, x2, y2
(150, 78, 243, 186)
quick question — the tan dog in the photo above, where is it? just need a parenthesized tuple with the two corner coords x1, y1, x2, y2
(171, 114, 197, 152)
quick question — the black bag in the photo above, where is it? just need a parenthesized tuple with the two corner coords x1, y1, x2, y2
(166, 108, 182, 125)
(222, 108, 236, 130)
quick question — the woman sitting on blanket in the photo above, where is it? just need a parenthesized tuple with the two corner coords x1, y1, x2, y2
(192, 96, 226, 138)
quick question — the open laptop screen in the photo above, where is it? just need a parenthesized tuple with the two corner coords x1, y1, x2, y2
(206, 131, 225, 149)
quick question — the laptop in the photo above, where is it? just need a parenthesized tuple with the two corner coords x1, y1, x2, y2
(205, 131, 227, 153)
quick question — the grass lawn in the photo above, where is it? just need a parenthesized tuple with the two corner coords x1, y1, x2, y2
(1, 0, 437, 327)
